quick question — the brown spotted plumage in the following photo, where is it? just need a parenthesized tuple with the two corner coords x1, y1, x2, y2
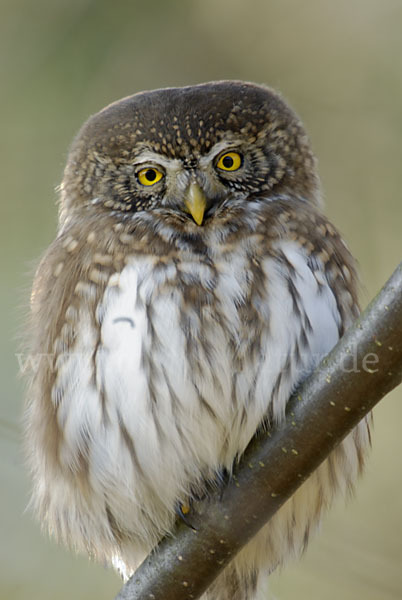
(25, 81, 370, 599)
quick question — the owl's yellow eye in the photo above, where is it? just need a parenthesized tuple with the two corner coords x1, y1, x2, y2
(137, 167, 164, 186)
(216, 151, 243, 172)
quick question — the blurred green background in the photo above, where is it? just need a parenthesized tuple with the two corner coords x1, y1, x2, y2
(1, 1, 401, 599)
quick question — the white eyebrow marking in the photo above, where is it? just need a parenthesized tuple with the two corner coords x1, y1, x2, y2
(132, 141, 243, 171)
(132, 151, 181, 170)
(198, 140, 243, 167)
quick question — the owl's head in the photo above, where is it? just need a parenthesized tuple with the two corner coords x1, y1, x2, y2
(61, 81, 320, 228)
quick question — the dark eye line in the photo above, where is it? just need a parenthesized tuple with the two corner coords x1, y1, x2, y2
(215, 150, 243, 160)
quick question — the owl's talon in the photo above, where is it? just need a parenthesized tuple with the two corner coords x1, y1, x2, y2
(175, 501, 197, 531)
(216, 467, 232, 501)
(190, 468, 231, 503)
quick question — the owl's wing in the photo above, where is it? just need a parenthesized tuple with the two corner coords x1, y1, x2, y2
(252, 237, 358, 425)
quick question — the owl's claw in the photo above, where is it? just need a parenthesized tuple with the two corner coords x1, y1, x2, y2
(175, 469, 231, 530)
(216, 467, 231, 500)
(192, 467, 232, 500)
(175, 500, 198, 531)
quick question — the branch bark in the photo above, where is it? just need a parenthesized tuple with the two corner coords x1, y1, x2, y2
(115, 262, 402, 600)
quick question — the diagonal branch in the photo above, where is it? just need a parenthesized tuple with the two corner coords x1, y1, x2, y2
(115, 262, 402, 600)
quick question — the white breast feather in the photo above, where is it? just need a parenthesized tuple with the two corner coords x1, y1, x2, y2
(49, 237, 356, 572)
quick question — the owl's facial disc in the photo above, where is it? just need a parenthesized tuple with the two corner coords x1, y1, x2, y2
(131, 144, 245, 226)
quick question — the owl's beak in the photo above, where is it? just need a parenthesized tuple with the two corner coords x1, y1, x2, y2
(184, 182, 207, 226)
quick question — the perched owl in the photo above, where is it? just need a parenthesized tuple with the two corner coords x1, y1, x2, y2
(25, 81, 370, 599)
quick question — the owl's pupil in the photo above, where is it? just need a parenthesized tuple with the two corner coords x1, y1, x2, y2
(145, 169, 157, 181)
(222, 156, 234, 168)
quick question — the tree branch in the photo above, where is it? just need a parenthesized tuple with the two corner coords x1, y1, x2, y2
(115, 262, 402, 600)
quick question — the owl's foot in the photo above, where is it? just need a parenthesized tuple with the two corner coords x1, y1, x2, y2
(193, 467, 232, 501)
(176, 468, 231, 529)
(205, 467, 231, 500)
(216, 467, 231, 500)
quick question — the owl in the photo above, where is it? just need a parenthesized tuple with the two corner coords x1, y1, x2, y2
(25, 81, 371, 599)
